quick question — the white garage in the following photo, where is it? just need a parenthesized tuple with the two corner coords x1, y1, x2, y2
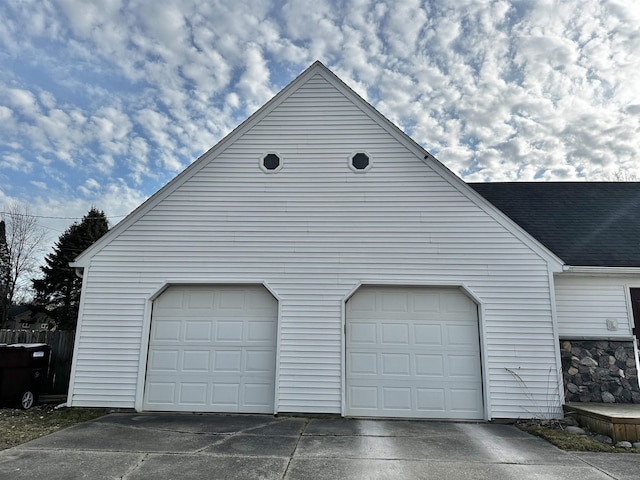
(69, 62, 566, 420)
(346, 286, 484, 419)
(143, 285, 278, 413)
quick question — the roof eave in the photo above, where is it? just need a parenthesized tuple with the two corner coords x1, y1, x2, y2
(561, 265, 640, 275)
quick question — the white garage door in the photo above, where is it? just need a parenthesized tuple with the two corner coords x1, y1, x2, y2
(346, 287, 483, 419)
(143, 285, 278, 413)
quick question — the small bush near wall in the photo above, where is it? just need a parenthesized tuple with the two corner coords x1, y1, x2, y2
(560, 340, 640, 403)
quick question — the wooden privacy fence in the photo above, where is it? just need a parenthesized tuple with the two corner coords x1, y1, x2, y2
(0, 329, 75, 395)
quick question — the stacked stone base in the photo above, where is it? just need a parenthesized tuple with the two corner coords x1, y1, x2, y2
(560, 340, 640, 404)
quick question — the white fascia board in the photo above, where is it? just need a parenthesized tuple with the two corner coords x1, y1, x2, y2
(72, 62, 327, 267)
(561, 266, 640, 275)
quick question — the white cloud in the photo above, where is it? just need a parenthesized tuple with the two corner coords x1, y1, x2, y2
(1, 152, 32, 173)
(57, 0, 123, 38)
(7, 88, 40, 115)
(237, 45, 275, 114)
(99, 179, 149, 219)
(281, 0, 345, 61)
(30, 180, 48, 190)
(85, 178, 100, 190)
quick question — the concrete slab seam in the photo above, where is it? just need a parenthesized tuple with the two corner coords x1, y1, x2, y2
(282, 418, 309, 479)
(191, 434, 233, 453)
(190, 418, 292, 454)
(568, 453, 620, 480)
(119, 453, 149, 480)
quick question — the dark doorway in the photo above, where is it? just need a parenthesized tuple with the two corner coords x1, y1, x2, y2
(630, 288, 640, 338)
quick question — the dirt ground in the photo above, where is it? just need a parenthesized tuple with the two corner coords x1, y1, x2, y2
(0, 404, 108, 450)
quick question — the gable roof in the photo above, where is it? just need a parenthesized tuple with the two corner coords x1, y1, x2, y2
(470, 182, 640, 267)
(71, 62, 562, 270)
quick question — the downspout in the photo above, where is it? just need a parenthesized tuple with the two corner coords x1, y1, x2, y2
(634, 338, 640, 390)
(548, 268, 565, 417)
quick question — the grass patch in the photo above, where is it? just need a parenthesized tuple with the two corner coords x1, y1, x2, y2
(518, 422, 640, 453)
(0, 404, 108, 450)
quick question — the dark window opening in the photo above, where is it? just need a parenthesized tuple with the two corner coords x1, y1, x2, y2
(631, 288, 640, 338)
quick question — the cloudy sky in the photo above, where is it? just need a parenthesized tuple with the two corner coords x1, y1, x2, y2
(1, 0, 639, 243)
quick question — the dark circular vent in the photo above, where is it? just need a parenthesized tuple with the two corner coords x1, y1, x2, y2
(351, 152, 370, 171)
(263, 153, 281, 171)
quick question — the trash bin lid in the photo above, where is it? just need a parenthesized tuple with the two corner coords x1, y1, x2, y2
(5, 343, 50, 349)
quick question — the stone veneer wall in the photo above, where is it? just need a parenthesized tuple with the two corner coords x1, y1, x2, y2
(560, 340, 640, 403)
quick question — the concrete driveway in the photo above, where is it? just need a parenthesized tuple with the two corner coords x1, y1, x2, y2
(0, 413, 639, 479)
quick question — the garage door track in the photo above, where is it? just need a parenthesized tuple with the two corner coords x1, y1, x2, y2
(1, 413, 638, 479)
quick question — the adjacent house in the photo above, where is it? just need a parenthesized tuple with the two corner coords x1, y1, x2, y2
(470, 182, 640, 404)
(67, 62, 639, 420)
(2, 305, 54, 331)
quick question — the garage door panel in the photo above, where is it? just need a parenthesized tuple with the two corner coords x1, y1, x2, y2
(245, 350, 275, 372)
(350, 352, 377, 374)
(246, 289, 277, 310)
(216, 321, 244, 342)
(414, 324, 442, 345)
(244, 383, 274, 406)
(213, 350, 242, 371)
(450, 387, 484, 412)
(349, 386, 378, 409)
(155, 289, 184, 309)
(413, 293, 440, 312)
(347, 287, 483, 419)
(144, 285, 277, 413)
(382, 387, 412, 409)
(212, 383, 239, 406)
(186, 290, 214, 311)
(381, 292, 409, 312)
(350, 323, 377, 344)
(182, 350, 210, 372)
(416, 388, 445, 411)
(446, 324, 478, 346)
(381, 323, 409, 344)
(219, 290, 245, 310)
(146, 382, 177, 404)
(149, 350, 179, 371)
(416, 354, 444, 376)
(381, 353, 411, 375)
(185, 321, 212, 341)
(449, 355, 481, 377)
(349, 291, 376, 312)
(247, 321, 276, 342)
(179, 383, 207, 405)
(153, 320, 181, 341)
(443, 293, 476, 313)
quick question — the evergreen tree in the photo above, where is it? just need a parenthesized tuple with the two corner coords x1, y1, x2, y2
(33, 207, 109, 329)
(0, 221, 10, 324)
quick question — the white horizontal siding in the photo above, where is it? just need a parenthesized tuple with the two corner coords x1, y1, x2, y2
(555, 274, 638, 338)
(70, 72, 561, 419)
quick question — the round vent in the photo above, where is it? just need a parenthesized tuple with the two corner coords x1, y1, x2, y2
(349, 152, 372, 172)
(260, 153, 283, 173)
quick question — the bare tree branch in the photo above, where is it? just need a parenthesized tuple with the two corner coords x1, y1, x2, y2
(604, 169, 639, 181)
(1, 202, 47, 314)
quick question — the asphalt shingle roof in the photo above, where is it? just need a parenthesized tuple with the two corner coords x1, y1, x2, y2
(469, 182, 640, 267)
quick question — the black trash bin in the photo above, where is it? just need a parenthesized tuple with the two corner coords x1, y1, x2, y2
(0, 343, 52, 409)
